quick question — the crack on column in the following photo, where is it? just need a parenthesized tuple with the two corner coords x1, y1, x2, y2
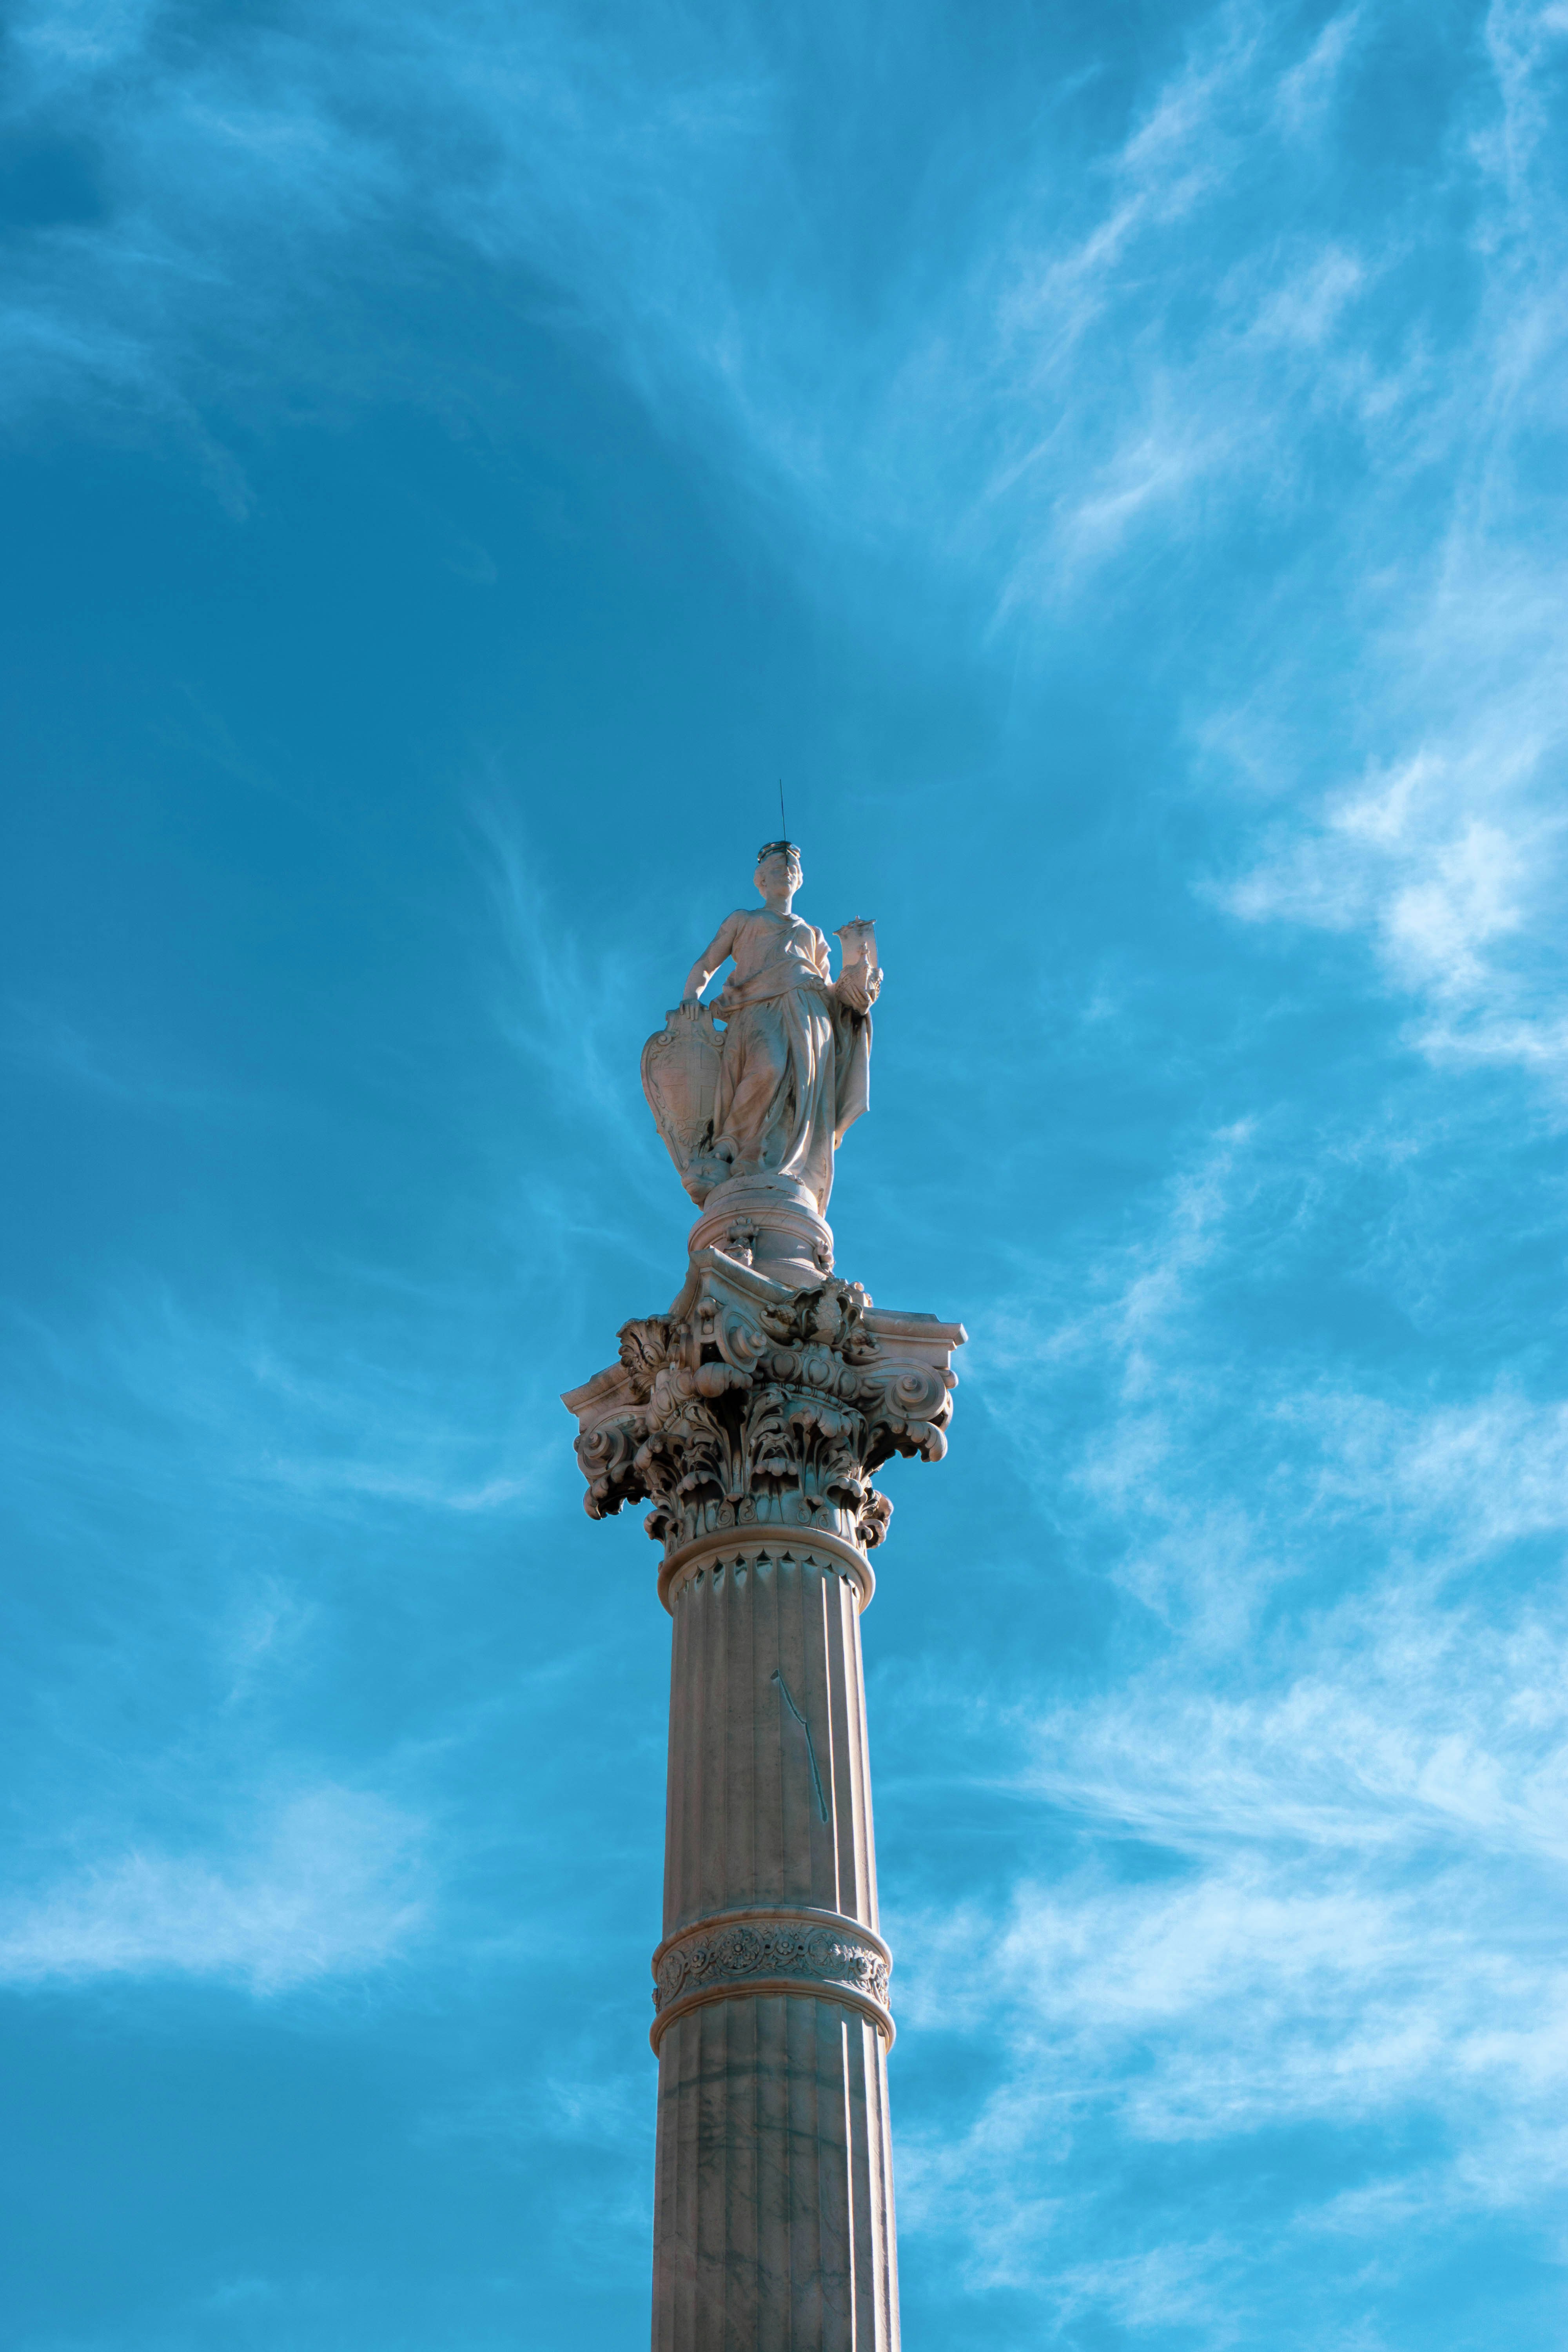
(772, 1668, 829, 1823)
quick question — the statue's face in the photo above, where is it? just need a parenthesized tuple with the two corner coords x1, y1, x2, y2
(756, 851, 802, 897)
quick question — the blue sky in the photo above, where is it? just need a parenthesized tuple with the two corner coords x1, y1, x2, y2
(3, 0, 1566, 2345)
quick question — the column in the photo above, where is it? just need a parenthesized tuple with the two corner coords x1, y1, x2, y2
(652, 1535, 897, 2350)
(563, 1249, 964, 2352)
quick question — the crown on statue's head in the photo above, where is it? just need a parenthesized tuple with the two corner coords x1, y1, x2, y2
(756, 838, 802, 866)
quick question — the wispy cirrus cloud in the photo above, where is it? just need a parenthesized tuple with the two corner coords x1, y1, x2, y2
(2, 1270, 554, 1524)
(0, 1786, 430, 1990)
(897, 1563, 1568, 2307)
(9, 2, 1564, 1105)
(6, 4, 1567, 2337)
(880, 1109, 1568, 2327)
(0, 999, 250, 1111)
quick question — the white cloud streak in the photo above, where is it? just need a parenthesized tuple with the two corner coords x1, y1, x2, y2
(9, 0, 1561, 1076)
(886, 1119, 1568, 2322)
(6, 3, 1568, 2327)
(0, 1787, 428, 1990)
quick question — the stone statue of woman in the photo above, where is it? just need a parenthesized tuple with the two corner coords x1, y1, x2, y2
(641, 841, 880, 1218)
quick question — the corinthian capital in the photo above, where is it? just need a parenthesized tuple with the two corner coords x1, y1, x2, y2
(562, 1251, 965, 1568)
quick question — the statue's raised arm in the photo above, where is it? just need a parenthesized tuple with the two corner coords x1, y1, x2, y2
(641, 841, 881, 1276)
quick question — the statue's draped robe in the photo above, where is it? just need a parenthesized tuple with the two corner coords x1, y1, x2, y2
(709, 911, 873, 1213)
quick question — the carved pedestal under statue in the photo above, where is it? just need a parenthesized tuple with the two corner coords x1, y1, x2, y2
(564, 842, 963, 2352)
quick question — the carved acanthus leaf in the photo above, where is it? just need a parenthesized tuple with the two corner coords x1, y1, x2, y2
(565, 1261, 962, 1561)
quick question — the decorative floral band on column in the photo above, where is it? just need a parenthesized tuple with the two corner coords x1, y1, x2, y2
(650, 1906, 895, 2052)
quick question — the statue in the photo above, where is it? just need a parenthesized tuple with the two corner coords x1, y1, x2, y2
(641, 840, 880, 1216)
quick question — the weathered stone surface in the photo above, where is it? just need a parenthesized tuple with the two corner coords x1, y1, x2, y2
(650, 1537, 899, 2350)
(642, 840, 879, 1212)
(562, 1253, 962, 1569)
(652, 1994, 899, 2352)
(562, 849, 962, 2352)
(652, 1913, 893, 2037)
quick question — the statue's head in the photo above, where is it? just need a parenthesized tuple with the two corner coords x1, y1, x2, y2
(755, 840, 803, 901)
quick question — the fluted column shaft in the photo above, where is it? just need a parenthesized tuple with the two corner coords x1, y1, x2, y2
(651, 1536, 898, 2352)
